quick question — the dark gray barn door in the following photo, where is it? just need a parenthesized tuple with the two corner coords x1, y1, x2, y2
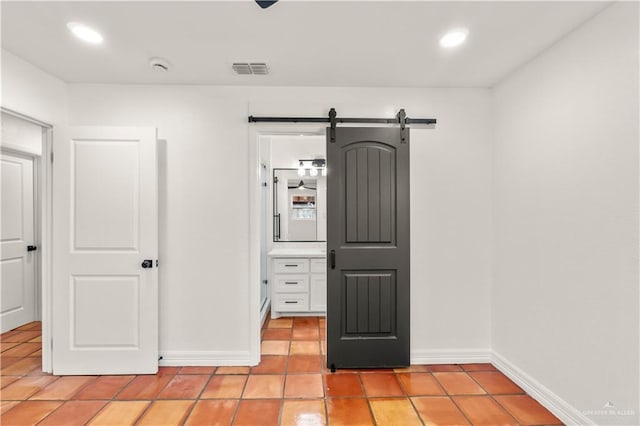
(326, 127, 410, 369)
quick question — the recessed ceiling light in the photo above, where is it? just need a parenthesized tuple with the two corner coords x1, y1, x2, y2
(67, 22, 103, 44)
(439, 28, 468, 48)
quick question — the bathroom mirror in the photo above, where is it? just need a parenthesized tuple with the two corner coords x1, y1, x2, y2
(273, 168, 326, 242)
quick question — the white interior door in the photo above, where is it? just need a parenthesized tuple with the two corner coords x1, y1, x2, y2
(1, 151, 36, 333)
(53, 127, 158, 375)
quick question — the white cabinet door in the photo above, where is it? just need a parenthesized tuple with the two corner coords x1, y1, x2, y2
(52, 127, 158, 375)
(310, 275, 327, 311)
(1, 152, 36, 332)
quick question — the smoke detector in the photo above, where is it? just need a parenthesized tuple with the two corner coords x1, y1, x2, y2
(149, 57, 170, 72)
(232, 62, 269, 75)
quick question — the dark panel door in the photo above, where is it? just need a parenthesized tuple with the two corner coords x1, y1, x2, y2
(327, 127, 410, 369)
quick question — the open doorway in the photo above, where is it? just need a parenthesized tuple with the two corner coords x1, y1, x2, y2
(0, 108, 52, 372)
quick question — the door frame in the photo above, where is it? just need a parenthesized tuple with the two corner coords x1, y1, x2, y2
(0, 107, 53, 373)
(248, 124, 326, 364)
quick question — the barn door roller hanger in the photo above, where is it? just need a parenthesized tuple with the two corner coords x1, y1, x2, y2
(248, 108, 436, 143)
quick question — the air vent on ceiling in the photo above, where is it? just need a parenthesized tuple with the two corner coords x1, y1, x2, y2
(232, 62, 269, 75)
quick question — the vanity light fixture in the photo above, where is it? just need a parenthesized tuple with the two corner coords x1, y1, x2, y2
(439, 28, 468, 48)
(297, 159, 326, 177)
(67, 22, 104, 44)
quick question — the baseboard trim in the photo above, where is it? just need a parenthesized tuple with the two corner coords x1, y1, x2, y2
(491, 351, 594, 425)
(159, 351, 253, 367)
(410, 348, 491, 365)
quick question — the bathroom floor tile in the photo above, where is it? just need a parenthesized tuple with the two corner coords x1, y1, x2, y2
(0, 375, 20, 389)
(461, 363, 498, 372)
(326, 397, 374, 425)
(293, 317, 319, 328)
(412, 396, 470, 425)
(433, 372, 486, 395)
(29, 376, 95, 400)
(262, 328, 293, 340)
(287, 355, 322, 373)
(469, 371, 524, 394)
(453, 395, 518, 425)
(242, 374, 284, 398)
(1, 375, 58, 400)
(267, 318, 293, 329)
(1, 356, 42, 375)
(200, 375, 247, 399)
(0, 318, 569, 426)
(251, 355, 288, 374)
(178, 366, 217, 375)
(156, 374, 209, 399)
(397, 373, 446, 396)
(233, 399, 281, 425)
(369, 397, 422, 426)
(0, 342, 21, 353)
(284, 374, 324, 398)
(38, 400, 108, 426)
(1, 400, 20, 414)
(0, 400, 63, 426)
(88, 401, 150, 425)
(427, 364, 463, 372)
(115, 375, 173, 400)
(185, 399, 238, 425)
(215, 366, 250, 375)
(261, 340, 290, 355)
(291, 327, 320, 340)
(73, 375, 134, 400)
(289, 340, 320, 355)
(324, 373, 364, 397)
(361, 373, 404, 397)
(136, 400, 194, 425)
(1, 343, 41, 358)
(281, 399, 326, 426)
(495, 395, 563, 425)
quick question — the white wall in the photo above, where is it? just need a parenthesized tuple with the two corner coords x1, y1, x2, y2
(1, 50, 67, 126)
(492, 3, 639, 424)
(67, 85, 493, 363)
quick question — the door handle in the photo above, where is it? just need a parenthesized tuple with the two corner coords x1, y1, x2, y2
(27, 245, 38, 252)
(330, 250, 336, 269)
(141, 259, 153, 269)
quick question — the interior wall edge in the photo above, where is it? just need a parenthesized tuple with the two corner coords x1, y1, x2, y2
(492, 351, 595, 426)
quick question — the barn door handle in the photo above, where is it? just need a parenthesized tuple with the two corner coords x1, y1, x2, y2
(330, 250, 336, 269)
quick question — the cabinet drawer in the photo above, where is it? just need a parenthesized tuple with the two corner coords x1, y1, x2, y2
(273, 258, 309, 274)
(274, 274, 308, 293)
(310, 258, 326, 273)
(274, 293, 309, 311)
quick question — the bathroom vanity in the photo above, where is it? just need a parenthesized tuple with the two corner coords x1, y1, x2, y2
(269, 249, 326, 318)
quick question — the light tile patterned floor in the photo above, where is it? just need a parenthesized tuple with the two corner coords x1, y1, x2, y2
(0, 318, 564, 425)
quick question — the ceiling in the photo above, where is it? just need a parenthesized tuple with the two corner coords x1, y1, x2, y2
(1, 1, 610, 87)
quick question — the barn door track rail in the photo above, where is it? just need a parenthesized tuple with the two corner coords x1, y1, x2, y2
(248, 108, 436, 143)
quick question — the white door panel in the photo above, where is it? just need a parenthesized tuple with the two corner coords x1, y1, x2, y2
(53, 127, 158, 375)
(1, 152, 36, 333)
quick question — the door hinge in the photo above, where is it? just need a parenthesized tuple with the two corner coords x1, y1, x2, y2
(262, 279, 268, 284)
(262, 182, 267, 187)
(50, 152, 54, 162)
(273, 176, 279, 184)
